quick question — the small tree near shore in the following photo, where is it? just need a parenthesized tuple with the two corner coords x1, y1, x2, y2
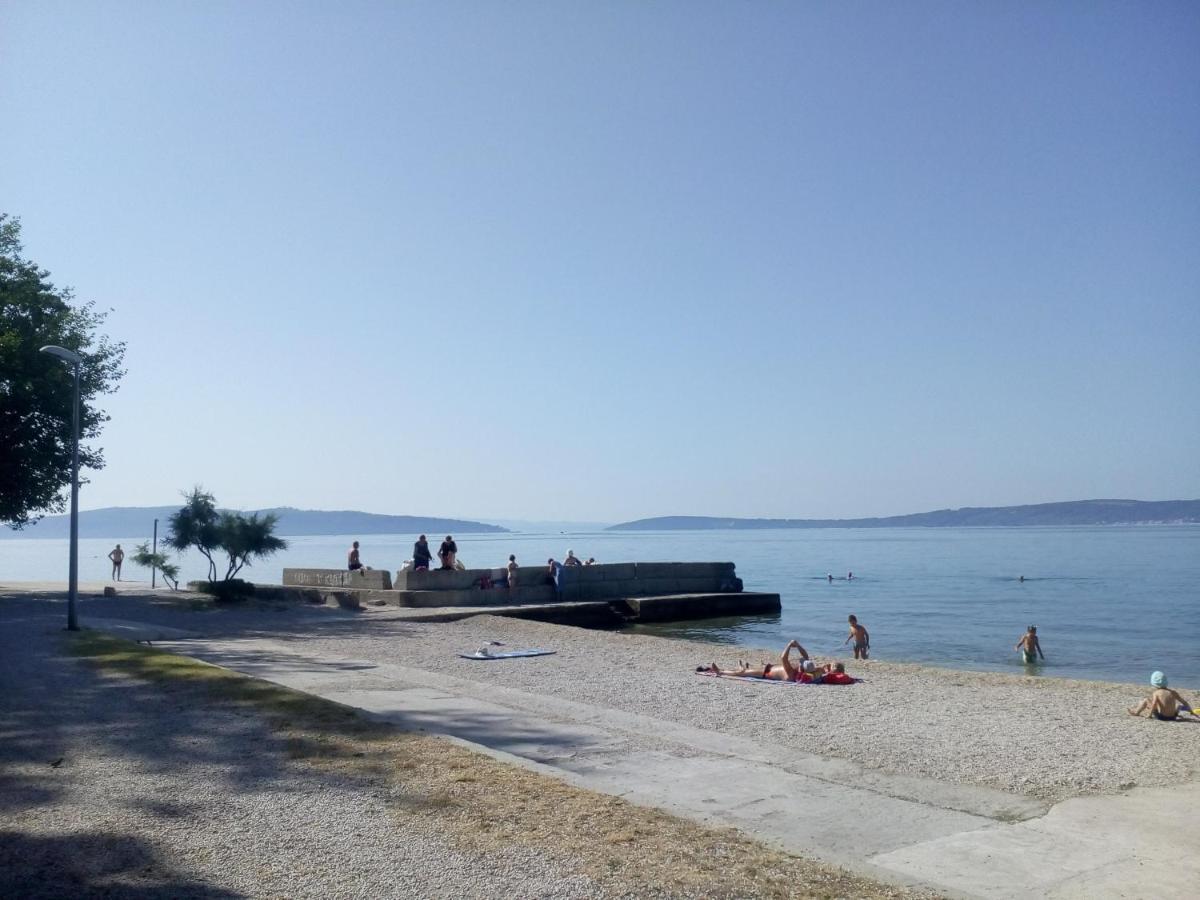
(165, 487, 287, 584)
(131, 542, 180, 591)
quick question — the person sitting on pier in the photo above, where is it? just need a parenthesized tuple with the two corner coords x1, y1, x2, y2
(1128, 672, 1194, 721)
(702, 640, 814, 681)
(564, 549, 583, 567)
(438, 535, 457, 570)
(412, 535, 433, 571)
(347, 541, 363, 572)
(585, 557, 596, 566)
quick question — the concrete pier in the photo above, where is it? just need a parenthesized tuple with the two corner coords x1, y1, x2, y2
(272, 561, 777, 625)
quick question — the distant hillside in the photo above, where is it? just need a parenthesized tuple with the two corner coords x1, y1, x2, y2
(2, 506, 508, 539)
(610, 500, 1200, 531)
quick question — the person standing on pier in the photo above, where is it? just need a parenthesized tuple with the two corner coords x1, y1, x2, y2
(547, 558, 564, 599)
(506, 555, 519, 594)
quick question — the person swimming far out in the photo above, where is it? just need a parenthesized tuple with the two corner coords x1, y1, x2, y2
(1128, 672, 1194, 721)
(1015, 625, 1045, 665)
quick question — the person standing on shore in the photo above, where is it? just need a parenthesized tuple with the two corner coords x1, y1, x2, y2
(506, 555, 519, 593)
(108, 544, 125, 581)
(347, 541, 364, 571)
(1015, 626, 1045, 665)
(412, 535, 433, 571)
(438, 535, 457, 570)
(843, 615, 870, 659)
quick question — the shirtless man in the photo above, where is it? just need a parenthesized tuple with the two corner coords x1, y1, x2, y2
(347, 541, 363, 571)
(108, 544, 125, 581)
(1128, 672, 1194, 721)
(844, 614, 870, 659)
(1015, 625, 1044, 665)
(506, 555, 518, 592)
(703, 640, 814, 681)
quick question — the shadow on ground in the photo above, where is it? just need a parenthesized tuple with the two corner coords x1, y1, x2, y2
(0, 831, 245, 899)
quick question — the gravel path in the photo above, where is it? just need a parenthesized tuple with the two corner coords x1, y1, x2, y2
(0, 611, 608, 899)
(3, 591, 931, 899)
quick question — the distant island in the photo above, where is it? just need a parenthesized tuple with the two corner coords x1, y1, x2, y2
(2, 506, 508, 540)
(609, 499, 1200, 531)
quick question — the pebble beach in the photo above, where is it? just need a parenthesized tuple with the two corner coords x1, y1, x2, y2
(330, 612, 1200, 804)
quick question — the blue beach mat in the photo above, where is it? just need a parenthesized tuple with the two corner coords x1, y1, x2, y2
(459, 648, 556, 660)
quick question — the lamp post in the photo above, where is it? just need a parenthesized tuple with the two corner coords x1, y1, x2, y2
(39, 344, 82, 631)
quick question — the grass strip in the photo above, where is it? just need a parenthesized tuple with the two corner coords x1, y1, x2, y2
(68, 630, 930, 899)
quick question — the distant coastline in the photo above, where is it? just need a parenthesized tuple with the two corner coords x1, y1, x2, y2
(609, 499, 1200, 531)
(2, 506, 508, 540)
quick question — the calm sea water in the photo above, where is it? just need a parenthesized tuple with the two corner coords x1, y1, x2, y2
(3, 526, 1197, 685)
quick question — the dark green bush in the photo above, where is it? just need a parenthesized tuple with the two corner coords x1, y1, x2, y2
(190, 579, 256, 603)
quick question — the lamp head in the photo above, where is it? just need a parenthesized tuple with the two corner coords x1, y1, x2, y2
(39, 345, 82, 365)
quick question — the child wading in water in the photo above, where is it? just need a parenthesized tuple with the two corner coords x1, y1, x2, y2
(1015, 626, 1045, 665)
(1128, 671, 1194, 721)
(843, 615, 870, 659)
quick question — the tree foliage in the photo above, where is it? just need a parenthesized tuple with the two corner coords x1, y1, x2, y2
(165, 488, 288, 583)
(0, 214, 127, 528)
(131, 541, 181, 591)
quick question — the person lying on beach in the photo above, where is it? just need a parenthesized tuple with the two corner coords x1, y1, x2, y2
(700, 639, 814, 681)
(1128, 672, 1194, 721)
(843, 615, 869, 659)
(1015, 626, 1044, 664)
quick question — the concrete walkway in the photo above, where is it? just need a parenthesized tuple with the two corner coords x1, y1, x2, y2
(119, 629, 1199, 899)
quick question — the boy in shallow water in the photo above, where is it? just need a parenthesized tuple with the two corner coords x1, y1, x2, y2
(844, 615, 870, 659)
(1128, 671, 1194, 721)
(1015, 625, 1044, 665)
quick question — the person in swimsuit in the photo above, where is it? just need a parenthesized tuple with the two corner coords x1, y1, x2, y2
(506, 555, 518, 592)
(701, 640, 814, 681)
(108, 544, 125, 581)
(1015, 626, 1044, 665)
(843, 615, 870, 659)
(347, 541, 363, 571)
(1128, 672, 1193, 721)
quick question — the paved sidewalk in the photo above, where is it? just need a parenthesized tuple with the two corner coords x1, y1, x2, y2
(138, 631, 1200, 899)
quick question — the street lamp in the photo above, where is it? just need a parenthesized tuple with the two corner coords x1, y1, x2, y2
(40, 344, 82, 631)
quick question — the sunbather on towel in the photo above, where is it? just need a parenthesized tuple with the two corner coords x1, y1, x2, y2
(701, 639, 814, 681)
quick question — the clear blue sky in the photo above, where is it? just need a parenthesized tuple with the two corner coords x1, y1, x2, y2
(2, 2, 1197, 523)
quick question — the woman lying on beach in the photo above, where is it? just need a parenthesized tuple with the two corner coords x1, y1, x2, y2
(1128, 671, 1194, 722)
(699, 640, 826, 681)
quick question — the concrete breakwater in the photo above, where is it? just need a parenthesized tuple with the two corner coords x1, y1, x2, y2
(275, 561, 779, 625)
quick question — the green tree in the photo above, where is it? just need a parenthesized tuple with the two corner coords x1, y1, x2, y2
(131, 541, 181, 591)
(0, 214, 127, 528)
(217, 510, 287, 580)
(164, 488, 222, 582)
(165, 488, 288, 584)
